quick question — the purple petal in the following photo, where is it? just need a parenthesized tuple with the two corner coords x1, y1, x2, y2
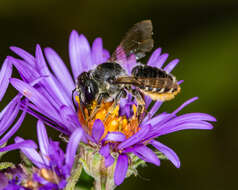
(149, 101, 163, 117)
(65, 128, 83, 171)
(156, 53, 169, 68)
(125, 145, 160, 166)
(59, 105, 78, 132)
(177, 80, 184, 85)
(14, 137, 45, 168)
(99, 143, 110, 157)
(37, 120, 50, 165)
(99, 144, 114, 167)
(114, 154, 128, 186)
(92, 119, 104, 143)
(0, 96, 17, 119)
(91, 37, 104, 66)
(172, 97, 198, 115)
(0, 173, 8, 189)
(164, 113, 216, 127)
(24, 103, 70, 135)
(0, 58, 12, 101)
(39, 75, 73, 109)
(8, 56, 39, 83)
(69, 30, 82, 78)
(10, 78, 59, 120)
(104, 132, 126, 142)
(143, 112, 171, 127)
(10, 46, 35, 66)
(103, 49, 110, 61)
(163, 59, 179, 73)
(44, 47, 74, 96)
(0, 139, 37, 152)
(150, 140, 180, 168)
(0, 96, 20, 137)
(48, 141, 65, 172)
(35, 45, 72, 108)
(144, 95, 152, 108)
(147, 48, 162, 66)
(78, 34, 93, 70)
(124, 54, 137, 74)
(160, 121, 213, 136)
(69, 31, 92, 78)
(0, 104, 27, 146)
(33, 173, 48, 185)
(105, 154, 114, 167)
(35, 44, 50, 75)
(48, 141, 64, 166)
(118, 125, 151, 150)
(119, 96, 134, 118)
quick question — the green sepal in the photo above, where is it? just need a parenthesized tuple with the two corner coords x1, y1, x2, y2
(155, 151, 168, 160)
(0, 142, 7, 160)
(20, 152, 33, 168)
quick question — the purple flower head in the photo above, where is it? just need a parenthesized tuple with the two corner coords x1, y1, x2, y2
(90, 97, 215, 185)
(0, 120, 83, 189)
(0, 28, 216, 187)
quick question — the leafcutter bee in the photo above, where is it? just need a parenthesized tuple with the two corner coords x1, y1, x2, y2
(74, 20, 180, 121)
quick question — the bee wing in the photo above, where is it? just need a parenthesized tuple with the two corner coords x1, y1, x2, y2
(114, 76, 171, 89)
(114, 76, 141, 86)
(109, 20, 154, 62)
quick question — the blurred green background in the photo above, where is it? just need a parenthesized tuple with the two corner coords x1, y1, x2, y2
(0, 0, 238, 189)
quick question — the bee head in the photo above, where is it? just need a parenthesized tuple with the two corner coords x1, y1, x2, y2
(76, 72, 99, 108)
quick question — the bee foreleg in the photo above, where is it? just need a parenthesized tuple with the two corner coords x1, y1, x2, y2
(104, 90, 127, 122)
(90, 93, 109, 120)
(73, 90, 86, 122)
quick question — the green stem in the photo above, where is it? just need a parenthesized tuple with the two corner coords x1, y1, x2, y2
(65, 163, 83, 190)
(94, 179, 106, 190)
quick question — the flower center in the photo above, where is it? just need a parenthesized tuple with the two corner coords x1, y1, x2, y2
(76, 97, 140, 139)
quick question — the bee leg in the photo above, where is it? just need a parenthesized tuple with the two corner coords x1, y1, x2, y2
(72, 90, 87, 121)
(79, 101, 86, 121)
(89, 93, 108, 120)
(131, 89, 145, 121)
(104, 90, 127, 122)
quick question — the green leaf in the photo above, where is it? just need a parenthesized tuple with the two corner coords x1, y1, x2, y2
(0, 162, 14, 170)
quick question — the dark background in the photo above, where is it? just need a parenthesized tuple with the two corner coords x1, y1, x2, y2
(0, 0, 238, 190)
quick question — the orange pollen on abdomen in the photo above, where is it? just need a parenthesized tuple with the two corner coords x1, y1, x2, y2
(75, 96, 140, 139)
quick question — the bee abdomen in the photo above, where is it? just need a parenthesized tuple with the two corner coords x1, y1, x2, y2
(132, 65, 172, 79)
(141, 85, 181, 101)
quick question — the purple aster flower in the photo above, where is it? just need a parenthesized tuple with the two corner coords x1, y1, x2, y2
(83, 97, 215, 186)
(0, 120, 83, 189)
(0, 27, 216, 188)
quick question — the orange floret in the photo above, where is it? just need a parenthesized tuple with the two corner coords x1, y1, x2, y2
(75, 96, 140, 139)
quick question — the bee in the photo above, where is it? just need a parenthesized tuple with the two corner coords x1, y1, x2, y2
(74, 20, 180, 121)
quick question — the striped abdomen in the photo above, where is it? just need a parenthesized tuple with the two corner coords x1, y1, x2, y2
(131, 65, 181, 101)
